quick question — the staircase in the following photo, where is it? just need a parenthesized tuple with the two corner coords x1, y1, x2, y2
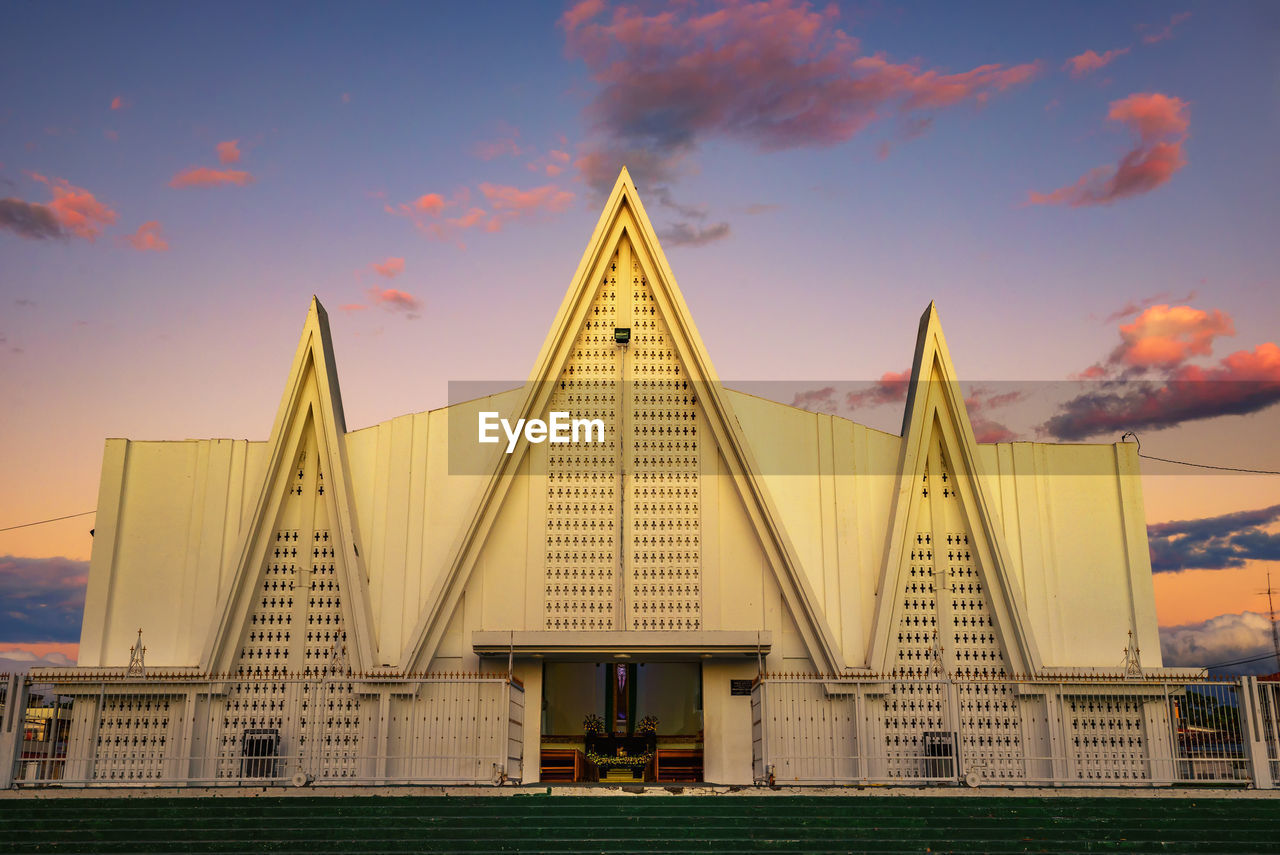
(2, 793, 1277, 853)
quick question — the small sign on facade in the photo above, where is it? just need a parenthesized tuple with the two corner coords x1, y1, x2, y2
(730, 679, 753, 696)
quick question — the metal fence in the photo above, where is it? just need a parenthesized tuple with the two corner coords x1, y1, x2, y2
(752, 675, 1279, 788)
(2, 672, 523, 788)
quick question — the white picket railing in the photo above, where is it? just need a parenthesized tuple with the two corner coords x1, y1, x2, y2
(752, 675, 1278, 789)
(2, 672, 523, 788)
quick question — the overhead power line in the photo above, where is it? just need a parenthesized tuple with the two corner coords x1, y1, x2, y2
(1120, 432, 1280, 475)
(0, 510, 95, 533)
(1203, 651, 1280, 670)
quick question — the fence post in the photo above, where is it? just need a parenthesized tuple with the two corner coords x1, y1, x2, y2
(1240, 677, 1275, 789)
(0, 675, 31, 788)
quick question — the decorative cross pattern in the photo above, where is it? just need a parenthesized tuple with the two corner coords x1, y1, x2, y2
(217, 435, 358, 779)
(544, 250, 620, 630)
(93, 695, 172, 780)
(625, 252, 701, 631)
(884, 452, 1023, 781)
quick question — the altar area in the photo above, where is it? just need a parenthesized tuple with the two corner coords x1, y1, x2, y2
(539, 662, 704, 783)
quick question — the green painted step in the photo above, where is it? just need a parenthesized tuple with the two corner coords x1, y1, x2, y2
(1, 795, 1276, 855)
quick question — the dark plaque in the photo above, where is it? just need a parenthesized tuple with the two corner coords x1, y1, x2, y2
(730, 679, 753, 696)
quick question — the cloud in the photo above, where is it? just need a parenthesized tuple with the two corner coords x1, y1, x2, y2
(372, 256, 405, 278)
(745, 202, 780, 215)
(562, 0, 1040, 194)
(1105, 304, 1234, 374)
(791, 386, 839, 414)
(1148, 503, 1280, 574)
(7, 173, 118, 240)
(122, 220, 168, 252)
(0, 197, 66, 239)
(848, 369, 912, 409)
(480, 182, 574, 216)
(216, 139, 241, 164)
(169, 166, 254, 188)
(658, 220, 730, 247)
(1103, 290, 1197, 324)
(389, 183, 573, 244)
(1160, 611, 1276, 675)
(110, 95, 125, 110)
(474, 124, 523, 160)
(340, 303, 367, 313)
(1063, 47, 1130, 78)
(0, 647, 77, 673)
(1029, 93, 1189, 207)
(367, 286, 421, 314)
(0, 556, 87, 644)
(1042, 302, 1280, 439)
(964, 385, 1024, 442)
(1043, 345, 1280, 440)
(1141, 11, 1191, 45)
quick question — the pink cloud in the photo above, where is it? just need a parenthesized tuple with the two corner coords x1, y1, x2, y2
(1043, 302, 1280, 440)
(123, 221, 168, 252)
(562, 0, 1040, 193)
(216, 139, 241, 164)
(367, 286, 421, 313)
(23, 172, 118, 240)
(372, 256, 405, 278)
(1028, 92, 1189, 207)
(847, 369, 912, 408)
(1063, 47, 1130, 78)
(340, 303, 367, 313)
(480, 182, 574, 215)
(169, 166, 254, 188)
(1141, 11, 1191, 45)
(110, 95, 124, 110)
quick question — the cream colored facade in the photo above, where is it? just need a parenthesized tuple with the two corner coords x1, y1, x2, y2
(66, 169, 1178, 785)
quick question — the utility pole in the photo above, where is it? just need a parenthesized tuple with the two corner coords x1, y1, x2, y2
(1263, 571, 1280, 670)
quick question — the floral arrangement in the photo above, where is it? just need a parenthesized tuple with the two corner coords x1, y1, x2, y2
(583, 713, 604, 735)
(635, 715, 659, 735)
(587, 750, 652, 769)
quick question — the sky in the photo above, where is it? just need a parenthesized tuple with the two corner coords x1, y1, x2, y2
(1, 0, 1277, 674)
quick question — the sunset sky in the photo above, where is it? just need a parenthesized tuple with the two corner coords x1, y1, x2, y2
(1, 0, 1277, 673)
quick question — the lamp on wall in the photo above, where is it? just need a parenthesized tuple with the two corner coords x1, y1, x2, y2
(614, 327, 630, 345)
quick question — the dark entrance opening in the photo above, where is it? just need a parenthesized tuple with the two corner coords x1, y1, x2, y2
(540, 661, 703, 783)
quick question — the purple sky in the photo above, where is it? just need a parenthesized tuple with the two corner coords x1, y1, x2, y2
(1, 1, 1277, 672)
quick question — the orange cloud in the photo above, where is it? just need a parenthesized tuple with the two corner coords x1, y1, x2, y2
(169, 166, 254, 188)
(1108, 92, 1190, 141)
(372, 257, 405, 278)
(216, 139, 241, 164)
(1063, 47, 1130, 78)
(1043, 303, 1280, 440)
(123, 221, 168, 252)
(412, 193, 446, 214)
(23, 172, 118, 240)
(110, 95, 124, 110)
(1114, 304, 1233, 370)
(1029, 92, 1189, 207)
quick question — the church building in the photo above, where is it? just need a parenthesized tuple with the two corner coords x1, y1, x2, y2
(37, 169, 1192, 788)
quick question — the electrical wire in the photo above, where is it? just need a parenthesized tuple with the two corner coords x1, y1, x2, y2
(1120, 432, 1280, 475)
(1138, 454, 1280, 475)
(0, 510, 95, 533)
(1203, 651, 1280, 669)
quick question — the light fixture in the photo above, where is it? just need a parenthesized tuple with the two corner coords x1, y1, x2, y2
(614, 327, 630, 345)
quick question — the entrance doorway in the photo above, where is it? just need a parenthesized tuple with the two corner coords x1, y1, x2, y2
(540, 661, 703, 783)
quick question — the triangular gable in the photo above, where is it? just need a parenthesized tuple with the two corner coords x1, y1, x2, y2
(400, 168, 844, 673)
(200, 297, 377, 673)
(866, 303, 1042, 675)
